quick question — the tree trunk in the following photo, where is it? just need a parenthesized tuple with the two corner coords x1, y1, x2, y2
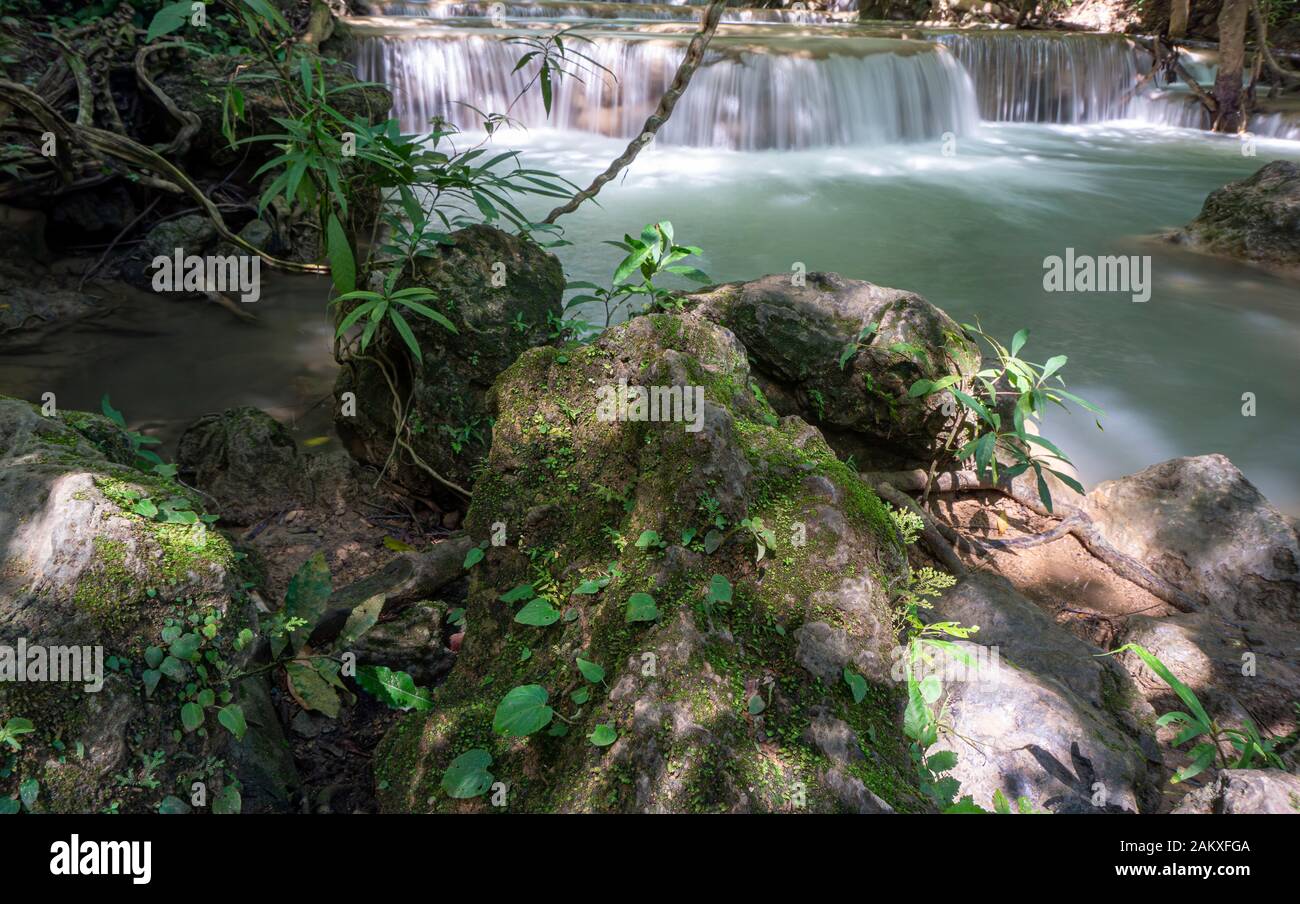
(1212, 0, 1251, 132)
(1169, 0, 1189, 38)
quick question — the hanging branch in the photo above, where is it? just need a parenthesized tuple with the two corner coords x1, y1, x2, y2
(542, 0, 726, 225)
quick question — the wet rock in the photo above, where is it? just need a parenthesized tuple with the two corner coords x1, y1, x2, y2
(687, 271, 980, 462)
(176, 407, 305, 525)
(226, 677, 301, 813)
(1083, 454, 1300, 621)
(335, 225, 564, 494)
(374, 310, 911, 813)
(118, 214, 218, 292)
(1171, 769, 1300, 814)
(1169, 160, 1300, 273)
(931, 640, 1158, 813)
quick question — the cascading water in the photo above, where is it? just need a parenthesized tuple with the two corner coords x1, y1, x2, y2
(371, 0, 844, 23)
(932, 31, 1145, 123)
(354, 32, 980, 149)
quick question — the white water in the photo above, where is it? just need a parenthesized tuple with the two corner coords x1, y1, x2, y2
(344, 7, 1300, 511)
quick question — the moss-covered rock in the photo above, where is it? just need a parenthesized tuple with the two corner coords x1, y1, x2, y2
(0, 398, 255, 813)
(374, 310, 924, 813)
(335, 224, 565, 494)
(685, 271, 981, 465)
(1169, 160, 1300, 274)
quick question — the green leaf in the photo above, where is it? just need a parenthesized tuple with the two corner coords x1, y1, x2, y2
(499, 583, 535, 604)
(992, 788, 1011, 814)
(707, 574, 733, 604)
(463, 546, 485, 569)
(703, 530, 723, 554)
(159, 656, 186, 682)
(634, 530, 662, 549)
(19, 778, 38, 811)
(180, 702, 203, 733)
(354, 665, 433, 711)
(493, 685, 554, 737)
(217, 705, 247, 741)
(576, 657, 605, 683)
(843, 668, 867, 704)
(170, 632, 201, 660)
(571, 686, 590, 705)
(158, 795, 191, 815)
(1010, 328, 1029, 358)
(142, 669, 161, 698)
(442, 749, 494, 798)
(284, 552, 332, 651)
(388, 308, 423, 362)
(339, 594, 385, 646)
(100, 394, 126, 428)
(926, 750, 958, 773)
(625, 592, 659, 623)
(0, 798, 18, 815)
(145, 646, 164, 669)
(747, 694, 766, 715)
(212, 786, 242, 815)
(1107, 643, 1211, 729)
(588, 724, 617, 747)
(145, 0, 190, 43)
(514, 598, 561, 627)
(1172, 742, 1218, 784)
(326, 217, 355, 298)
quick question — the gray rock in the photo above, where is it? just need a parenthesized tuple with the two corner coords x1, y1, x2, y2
(1169, 160, 1300, 273)
(1084, 454, 1300, 621)
(932, 641, 1158, 813)
(687, 271, 980, 461)
(350, 601, 456, 689)
(176, 407, 304, 525)
(335, 225, 564, 494)
(1171, 769, 1300, 814)
(119, 214, 218, 291)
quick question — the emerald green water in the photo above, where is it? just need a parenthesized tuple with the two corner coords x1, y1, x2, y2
(507, 121, 1300, 512)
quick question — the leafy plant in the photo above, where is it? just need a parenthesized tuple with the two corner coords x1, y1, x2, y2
(1106, 643, 1287, 782)
(0, 718, 33, 752)
(565, 221, 710, 329)
(909, 323, 1101, 513)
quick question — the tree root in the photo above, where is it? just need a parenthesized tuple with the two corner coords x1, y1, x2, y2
(1250, 0, 1300, 85)
(135, 43, 201, 156)
(0, 79, 326, 275)
(866, 468, 1202, 613)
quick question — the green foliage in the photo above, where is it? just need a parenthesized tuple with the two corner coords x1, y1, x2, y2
(565, 221, 710, 330)
(494, 685, 554, 737)
(1106, 643, 1287, 783)
(909, 323, 1100, 513)
(355, 666, 434, 712)
(441, 749, 494, 798)
(625, 592, 659, 623)
(0, 718, 34, 752)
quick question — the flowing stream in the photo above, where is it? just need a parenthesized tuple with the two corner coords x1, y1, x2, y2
(9, 5, 1299, 513)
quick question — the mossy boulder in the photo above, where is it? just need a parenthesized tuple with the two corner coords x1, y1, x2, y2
(335, 225, 565, 494)
(1169, 160, 1300, 274)
(0, 398, 257, 813)
(374, 310, 925, 813)
(685, 272, 981, 465)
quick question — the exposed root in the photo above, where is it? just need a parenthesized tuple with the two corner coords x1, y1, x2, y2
(865, 468, 1202, 613)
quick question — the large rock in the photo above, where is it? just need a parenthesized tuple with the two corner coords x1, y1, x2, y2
(1117, 612, 1300, 746)
(1171, 770, 1300, 814)
(335, 225, 565, 493)
(931, 641, 1159, 813)
(686, 271, 980, 463)
(934, 572, 1156, 745)
(0, 398, 254, 812)
(1169, 160, 1300, 273)
(1083, 455, 1300, 621)
(176, 407, 305, 525)
(375, 310, 920, 813)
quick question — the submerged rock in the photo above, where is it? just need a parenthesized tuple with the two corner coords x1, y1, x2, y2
(1169, 160, 1300, 273)
(375, 310, 920, 813)
(335, 225, 565, 494)
(1083, 454, 1300, 621)
(686, 271, 980, 463)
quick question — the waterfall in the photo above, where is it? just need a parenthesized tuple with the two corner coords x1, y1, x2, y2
(932, 31, 1145, 123)
(368, 0, 844, 22)
(355, 33, 980, 149)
